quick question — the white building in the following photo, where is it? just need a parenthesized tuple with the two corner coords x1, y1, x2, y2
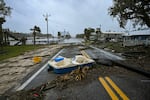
(123, 29, 150, 46)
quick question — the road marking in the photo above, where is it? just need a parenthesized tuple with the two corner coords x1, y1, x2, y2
(16, 49, 63, 91)
(99, 77, 119, 100)
(80, 50, 90, 58)
(105, 77, 129, 100)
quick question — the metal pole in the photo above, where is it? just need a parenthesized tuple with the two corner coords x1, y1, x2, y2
(64, 29, 65, 39)
(52, 31, 54, 41)
(47, 16, 49, 44)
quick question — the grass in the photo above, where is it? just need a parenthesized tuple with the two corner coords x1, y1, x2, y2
(0, 45, 42, 61)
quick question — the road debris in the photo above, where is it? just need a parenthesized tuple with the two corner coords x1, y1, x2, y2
(2, 67, 89, 100)
(32, 56, 42, 63)
(48, 66, 89, 89)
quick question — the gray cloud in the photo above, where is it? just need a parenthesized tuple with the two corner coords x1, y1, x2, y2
(4, 0, 127, 36)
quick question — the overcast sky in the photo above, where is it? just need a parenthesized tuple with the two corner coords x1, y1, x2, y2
(4, 0, 130, 37)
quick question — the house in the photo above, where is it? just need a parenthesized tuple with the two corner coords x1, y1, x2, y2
(123, 30, 150, 46)
(84, 27, 125, 42)
(88, 31, 124, 42)
(99, 32, 124, 42)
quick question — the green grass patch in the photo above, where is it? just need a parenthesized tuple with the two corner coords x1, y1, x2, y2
(0, 45, 42, 61)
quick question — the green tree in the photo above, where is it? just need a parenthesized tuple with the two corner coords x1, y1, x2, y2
(76, 34, 84, 38)
(57, 31, 61, 38)
(0, 0, 11, 46)
(84, 28, 89, 40)
(84, 28, 95, 40)
(0, 0, 11, 16)
(96, 28, 101, 41)
(89, 28, 95, 33)
(108, 0, 150, 28)
(30, 26, 41, 45)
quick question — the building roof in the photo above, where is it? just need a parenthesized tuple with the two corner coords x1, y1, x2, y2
(123, 29, 150, 36)
(102, 32, 125, 35)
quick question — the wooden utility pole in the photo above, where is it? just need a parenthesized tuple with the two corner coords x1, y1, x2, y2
(43, 13, 50, 44)
(0, 17, 5, 47)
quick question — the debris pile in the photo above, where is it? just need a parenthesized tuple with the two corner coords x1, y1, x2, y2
(46, 66, 89, 89)
(3, 67, 89, 100)
(70, 66, 89, 81)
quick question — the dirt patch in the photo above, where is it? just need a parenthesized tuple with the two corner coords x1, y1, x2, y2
(0, 45, 63, 94)
(122, 47, 150, 71)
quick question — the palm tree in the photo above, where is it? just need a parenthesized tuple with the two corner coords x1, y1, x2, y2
(84, 28, 88, 40)
(57, 31, 61, 39)
(0, 0, 12, 47)
(84, 28, 92, 40)
(30, 25, 41, 45)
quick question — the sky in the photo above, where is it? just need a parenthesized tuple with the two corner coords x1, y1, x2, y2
(3, 0, 130, 37)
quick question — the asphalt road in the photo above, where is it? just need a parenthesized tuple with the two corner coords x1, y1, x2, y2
(16, 45, 150, 100)
(44, 75, 150, 100)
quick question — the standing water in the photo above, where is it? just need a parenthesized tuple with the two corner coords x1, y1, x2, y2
(9, 38, 84, 45)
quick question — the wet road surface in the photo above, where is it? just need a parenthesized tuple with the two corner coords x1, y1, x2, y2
(45, 75, 150, 100)
(90, 46, 124, 61)
(16, 45, 150, 100)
